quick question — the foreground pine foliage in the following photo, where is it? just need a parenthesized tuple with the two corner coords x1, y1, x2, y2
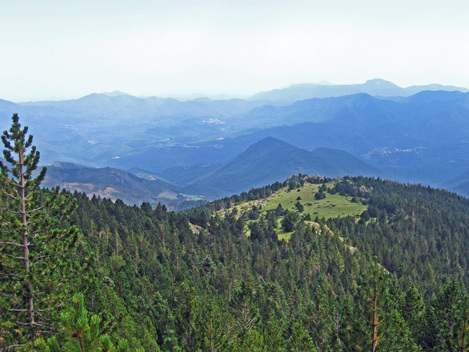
(0, 115, 80, 350)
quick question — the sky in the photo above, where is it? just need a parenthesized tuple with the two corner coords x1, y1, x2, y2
(1, 0, 469, 102)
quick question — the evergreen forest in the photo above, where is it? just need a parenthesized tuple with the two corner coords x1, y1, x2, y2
(3, 114, 469, 351)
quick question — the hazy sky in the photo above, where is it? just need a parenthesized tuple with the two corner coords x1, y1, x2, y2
(1, 0, 468, 101)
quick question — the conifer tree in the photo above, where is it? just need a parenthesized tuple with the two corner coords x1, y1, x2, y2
(35, 293, 144, 352)
(286, 321, 317, 352)
(424, 281, 469, 351)
(228, 281, 260, 340)
(0, 114, 80, 348)
(201, 302, 228, 352)
(401, 284, 426, 345)
(344, 262, 420, 351)
(453, 294, 469, 352)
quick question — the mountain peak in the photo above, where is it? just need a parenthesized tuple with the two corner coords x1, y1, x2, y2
(364, 78, 399, 87)
(258, 136, 284, 144)
(79, 91, 133, 101)
(248, 137, 297, 150)
(46, 161, 90, 169)
(100, 90, 131, 97)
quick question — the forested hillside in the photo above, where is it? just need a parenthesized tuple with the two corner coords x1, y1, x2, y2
(3, 116, 469, 351)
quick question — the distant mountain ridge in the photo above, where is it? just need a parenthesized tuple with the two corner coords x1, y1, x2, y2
(440, 168, 469, 198)
(36, 138, 382, 205)
(251, 78, 469, 104)
(2, 81, 469, 199)
(159, 137, 383, 197)
(42, 162, 183, 206)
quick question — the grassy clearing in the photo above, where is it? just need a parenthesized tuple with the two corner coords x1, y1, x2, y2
(277, 229, 294, 241)
(220, 181, 367, 241)
(257, 182, 366, 220)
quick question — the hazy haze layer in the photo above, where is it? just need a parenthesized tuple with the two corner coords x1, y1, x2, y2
(1, 0, 468, 101)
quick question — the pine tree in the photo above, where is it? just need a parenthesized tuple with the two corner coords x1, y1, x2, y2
(34, 293, 145, 352)
(344, 262, 420, 351)
(0, 114, 80, 348)
(424, 281, 469, 351)
(453, 294, 469, 352)
(286, 321, 317, 352)
(229, 281, 260, 337)
(401, 284, 425, 345)
(202, 302, 228, 352)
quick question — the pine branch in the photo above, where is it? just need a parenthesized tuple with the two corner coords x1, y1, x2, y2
(0, 163, 12, 173)
(0, 241, 24, 247)
(1, 188, 17, 199)
(14, 321, 34, 326)
(1, 253, 27, 261)
(2, 177, 23, 188)
(32, 308, 50, 314)
(0, 272, 24, 280)
(20, 315, 60, 332)
(15, 320, 49, 327)
(25, 205, 45, 213)
(4, 205, 44, 215)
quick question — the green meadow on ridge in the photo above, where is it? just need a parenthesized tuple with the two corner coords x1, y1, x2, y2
(219, 180, 368, 240)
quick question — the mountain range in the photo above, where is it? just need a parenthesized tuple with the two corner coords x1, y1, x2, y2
(42, 162, 180, 206)
(2, 79, 469, 204)
(251, 78, 469, 104)
(167, 137, 383, 196)
(40, 137, 382, 205)
(104, 90, 469, 186)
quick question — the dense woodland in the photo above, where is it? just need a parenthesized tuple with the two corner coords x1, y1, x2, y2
(3, 115, 469, 351)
